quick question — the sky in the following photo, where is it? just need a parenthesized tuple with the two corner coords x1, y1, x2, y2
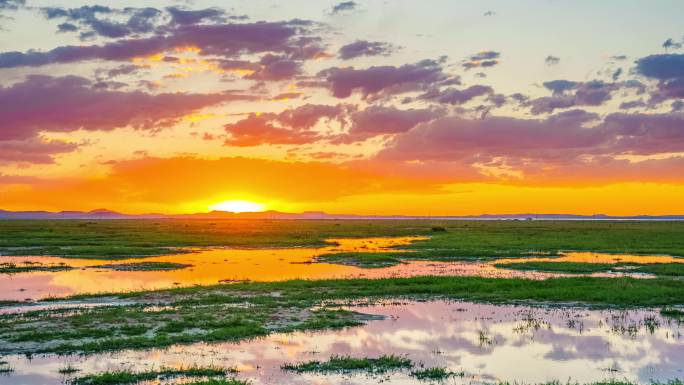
(1, 0, 684, 215)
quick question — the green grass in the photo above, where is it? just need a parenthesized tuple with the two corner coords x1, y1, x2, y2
(282, 355, 412, 373)
(0, 219, 432, 259)
(58, 364, 80, 374)
(494, 261, 684, 277)
(0, 262, 72, 274)
(5, 275, 684, 354)
(494, 262, 616, 273)
(1, 219, 684, 261)
(660, 307, 684, 319)
(631, 264, 684, 276)
(96, 262, 192, 271)
(410, 367, 464, 381)
(185, 380, 249, 385)
(71, 366, 233, 385)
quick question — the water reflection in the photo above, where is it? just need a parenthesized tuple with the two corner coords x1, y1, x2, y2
(1, 301, 682, 385)
(2, 237, 681, 301)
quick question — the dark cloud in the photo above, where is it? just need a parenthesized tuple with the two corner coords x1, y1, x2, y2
(545, 55, 560, 65)
(636, 54, 684, 80)
(463, 51, 500, 70)
(338, 40, 394, 60)
(672, 100, 684, 112)
(41, 6, 162, 39)
(319, 59, 450, 98)
(245, 54, 301, 81)
(0, 0, 23, 10)
(57, 22, 79, 33)
(0, 75, 241, 142)
(332, 1, 358, 14)
(333, 106, 443, 143)
(543, 80, 578, 94)
(619, 99, 646, 110)
(636, 54, 684, 103)
(98, 64, 148, 78)
(276, 103, 344, 129)
(612, 67, 623, 81)
(662, 38, 682, 50)
(420, 85, 493, 105)
(530, 80, 618, 114)
(166, 7, 230, 25)
(483, 11, 496, 16)
(0, 20, 320, 68)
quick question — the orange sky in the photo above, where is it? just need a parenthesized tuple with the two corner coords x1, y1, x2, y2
(1, 1, 684, 215)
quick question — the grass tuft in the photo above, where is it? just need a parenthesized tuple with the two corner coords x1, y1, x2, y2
(282, 355, 412, 374)
(71, 366, 234, 385)
(410, 367, 464, 381)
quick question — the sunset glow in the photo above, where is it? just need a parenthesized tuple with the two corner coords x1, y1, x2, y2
(0, 1, 683, 215)
(209, 200, 266, 213)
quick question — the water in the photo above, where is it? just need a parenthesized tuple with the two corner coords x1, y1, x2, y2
(2, 300, 683, 385)
(1, 236, 677, 301)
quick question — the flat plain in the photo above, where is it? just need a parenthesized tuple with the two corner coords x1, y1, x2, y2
(1, 219, 684, 385)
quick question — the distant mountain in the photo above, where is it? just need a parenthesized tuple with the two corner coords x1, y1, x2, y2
(0, 209, 683, 220)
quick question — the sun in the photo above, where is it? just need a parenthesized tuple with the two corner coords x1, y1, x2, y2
(209, 200, 266, 213)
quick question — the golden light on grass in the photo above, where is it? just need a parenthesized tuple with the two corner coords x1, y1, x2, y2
(209, 200, 266, 213)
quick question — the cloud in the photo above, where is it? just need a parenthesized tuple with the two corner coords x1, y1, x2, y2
(619, 99, 646, 110)
(333, 106, 443, 143)
(166, 6, 230, 25)
(662, 38, 683, 50)
(528, 80, 618, 114)
(636, 54, 684, 80)
(244, 54, 301, 81)
(319, 59, 450, 98)
(331, 1, 358, 14)
(0, 0, 23, 10)
(419, 85, 493, 105)
(543, 80, 578, 94)
(376, 110, 604, 164)
(0, 138, 78, 164)
(42, 6, 163, 39)
(0, 75, 240, 141)
(463, 51, 500, 70)
(224, 114, 322, 146)
(338, 40, 394, 60)
(276, 103, 344, 129)
(372, 108, 684, 180)
(0, 20, 320, 68)
(636, 54, 684, 103)
(601, 112, 684, 155)
(545, 55, 560, 65)
(223, 104, 344, 146)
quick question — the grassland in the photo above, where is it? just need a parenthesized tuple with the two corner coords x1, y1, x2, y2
(71, 366, 234, 385)
(1, 220, 684, 261)
(494, 261, 684, 276)
(2, 274, 684, 355)
(0, 261, 72, 274)
(1, 219, 684, 362)
(95, 262, 192, 271)
(282, 355, 412, 373)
